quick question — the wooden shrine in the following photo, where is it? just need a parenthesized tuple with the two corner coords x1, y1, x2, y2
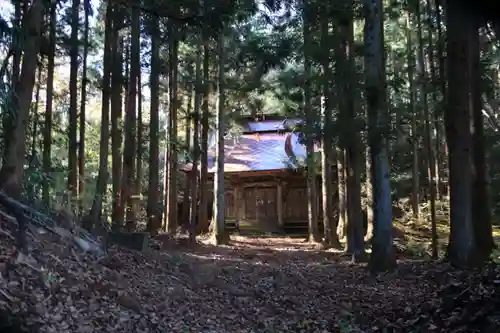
(181, 116, 334, 234)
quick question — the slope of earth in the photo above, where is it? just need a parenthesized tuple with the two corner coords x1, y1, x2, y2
(1, 217, 500, 333)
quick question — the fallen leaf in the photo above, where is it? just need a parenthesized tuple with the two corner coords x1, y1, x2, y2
(116, 291, 142, 313)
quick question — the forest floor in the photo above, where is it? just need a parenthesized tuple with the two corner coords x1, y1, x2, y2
(0, 215, 500, 332)
(392, 213, 500, 260)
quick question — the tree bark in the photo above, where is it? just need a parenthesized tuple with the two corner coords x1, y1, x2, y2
(42, 4, 56, 206)
(79, 0, 90, 217)
(87, 0, 113, 226)
(135, 65, 143, 220)
(302, 0, 320, 243)
(212, 29, 228, 245)
(3, 1, 22, 166)
(68, 0, 80, 208)
(469, 14, 494, 261)
(122, 2, 140, 230)
(416, 0, 438, 259)
(319, 3, 339, 248)
(426, 0, 442, 201)
(445, 0, 479, 268)
(364, 0, 397, 273)
(147, 13, 160, 233)
(27, 66, 42, 201)
(182, 85, 193, 227)
(189, 37, 202, 243)
(166, 21, 179, 233)
(436, 0, 448, 199)
(0, 0, 47, 198)
(342, 4, 366, 262)
(198, 29, 210, 234)
(111, 33, 124, 230)
(337, 148, 347, 240)
(406, 12, 419, 219)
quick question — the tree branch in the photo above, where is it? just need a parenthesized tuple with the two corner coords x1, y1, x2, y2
(112, 0, 202, 25)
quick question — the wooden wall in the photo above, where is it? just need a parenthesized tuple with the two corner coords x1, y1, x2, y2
(285, 187, 308, 222)
(207, 171, 332, 233)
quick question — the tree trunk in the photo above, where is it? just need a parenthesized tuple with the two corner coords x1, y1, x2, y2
(122, 3, 140, 230)
(334, 8, 349, 249)
(31, 70, 42, 162)
(135, 66, 143, 219)
(189, 38, 202, 243)
(68, 0, 80, 209)
(436, 0, 448, 199)
(198, 30, 210, 234)
(364, 0, 397, 273)
(111, 33, 124, 230)
(182, 85, 193, 227)
(212, 29, 228, 245)
(42, 4, 56, 206)
(337, 148, 347, 240)
(27, 66, 42, 201)
(342, 4, 366, 262)
(416, 0, 438, 259)
(319, 3, 339, 248)
(406, 12, 419, 219)
(87, 0, 113, 226)
(426, 0, 442, 202)
(469, 14, 494, 260)
(11, 1, 21, 85)
(302, 0, 320, 243)
(0, 0, 47, 198)
(3, 1, 22, 165)
(445, 0, 478, 268)
(147, 13, 160, 233)
(79, 0, 90, 216)
(162, 132, 169, 230)
(364, 146, 373, 240)
(166, 21, 179, 233)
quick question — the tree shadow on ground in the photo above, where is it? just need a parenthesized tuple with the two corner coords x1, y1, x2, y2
(154, 235, 495, 332)
(2, 223, 500, 333)
(172, 235, 346, 265)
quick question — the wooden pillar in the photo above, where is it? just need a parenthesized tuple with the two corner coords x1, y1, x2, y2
(277, 182, 284, 227)
(234, 183, 244, 229)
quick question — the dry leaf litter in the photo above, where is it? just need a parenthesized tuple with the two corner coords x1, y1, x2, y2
(0, 210, 499, 332)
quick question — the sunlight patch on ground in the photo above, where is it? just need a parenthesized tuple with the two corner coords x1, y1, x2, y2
(393, 216, 500, 260)
(493, 226, 500, 241)
(185, 252, 248, 263)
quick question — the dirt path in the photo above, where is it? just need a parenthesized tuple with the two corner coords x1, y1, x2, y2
(1, 233, 498, 332)
(141, 236, 455, 332)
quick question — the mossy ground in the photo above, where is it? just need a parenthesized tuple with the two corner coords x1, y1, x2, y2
(391, 200, 500, 259)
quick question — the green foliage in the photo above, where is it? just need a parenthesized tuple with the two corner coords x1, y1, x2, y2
(0, 16, 11, 44)
(0, 0, 498, 230)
